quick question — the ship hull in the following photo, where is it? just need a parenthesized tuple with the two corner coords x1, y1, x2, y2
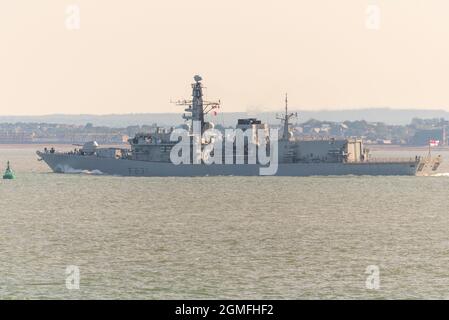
(37, 152, 420, 176)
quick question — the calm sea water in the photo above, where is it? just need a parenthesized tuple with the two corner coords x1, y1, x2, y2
(1, 146, 449, 299)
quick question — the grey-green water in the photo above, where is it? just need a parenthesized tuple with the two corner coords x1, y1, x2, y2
(1, 146, 449, 299)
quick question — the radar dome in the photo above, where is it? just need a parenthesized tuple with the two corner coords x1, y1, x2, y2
(203, 122, 215, 131)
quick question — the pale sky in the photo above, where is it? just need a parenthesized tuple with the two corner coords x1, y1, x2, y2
(1, 0, 449, 115)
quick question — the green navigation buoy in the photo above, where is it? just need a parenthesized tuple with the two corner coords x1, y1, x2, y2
(3, 161, 15, 179)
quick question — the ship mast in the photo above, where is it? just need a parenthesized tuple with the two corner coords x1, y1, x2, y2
(277, 93, 297, 140)
(174, 75, 220, 134)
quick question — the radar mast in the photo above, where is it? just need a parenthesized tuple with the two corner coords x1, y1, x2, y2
(173, 75, 220, 134)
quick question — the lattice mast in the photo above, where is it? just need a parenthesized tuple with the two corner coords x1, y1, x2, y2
(277, 93, 297, 140)
(174, 75, 220, 134)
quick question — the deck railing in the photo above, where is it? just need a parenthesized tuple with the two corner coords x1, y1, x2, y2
(365, 157, 418, 163)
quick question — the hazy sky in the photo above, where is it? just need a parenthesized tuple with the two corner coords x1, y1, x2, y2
(1, 1, 449, 115)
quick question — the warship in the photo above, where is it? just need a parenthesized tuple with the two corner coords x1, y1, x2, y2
(37, 76, 442, 177)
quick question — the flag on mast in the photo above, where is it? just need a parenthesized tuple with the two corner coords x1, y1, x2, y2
(429, 139, 440, 147)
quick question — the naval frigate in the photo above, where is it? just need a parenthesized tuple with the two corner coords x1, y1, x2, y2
(37, 76, 442, 176)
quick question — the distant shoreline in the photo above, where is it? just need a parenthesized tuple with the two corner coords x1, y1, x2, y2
(0, 143, 448, 152)
(1, 108, 449, 125)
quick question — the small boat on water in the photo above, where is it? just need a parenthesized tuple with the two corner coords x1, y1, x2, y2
(3, 161, 15, 180)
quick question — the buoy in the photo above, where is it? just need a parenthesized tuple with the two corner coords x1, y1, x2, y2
(3, 161, 16, 179)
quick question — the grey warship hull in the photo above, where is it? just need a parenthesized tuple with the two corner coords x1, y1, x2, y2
(36, 76, 444, 177)
(37, 152, 422, 176)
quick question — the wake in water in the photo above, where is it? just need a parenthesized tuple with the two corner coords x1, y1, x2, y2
(431, 172, 449, 177)
(55, 165, 103, 175)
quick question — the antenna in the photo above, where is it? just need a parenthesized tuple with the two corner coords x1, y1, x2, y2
(276, 93, 298, 140)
